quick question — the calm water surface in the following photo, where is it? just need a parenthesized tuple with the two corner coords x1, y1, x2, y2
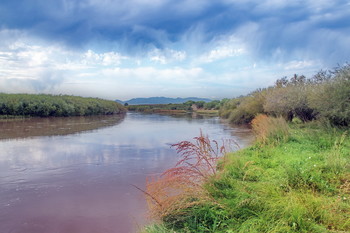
(0, 112, 253, 233)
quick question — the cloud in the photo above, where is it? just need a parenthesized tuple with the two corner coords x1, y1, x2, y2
(101, 66, 204, 84)
(284, 60, 317, 71)
(1, 0, 349, 66)
(148, 48, 186, 64)
(232, 0, 350, 64)
(0, 1, 349, 100)
(0, 70, 65, 93)
(82, 50, 127, 66)
(196, 36, 246, 63)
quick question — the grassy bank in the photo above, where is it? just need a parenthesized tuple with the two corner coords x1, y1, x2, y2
(144, 117, 349, 232)
(0, 93, 125, 117)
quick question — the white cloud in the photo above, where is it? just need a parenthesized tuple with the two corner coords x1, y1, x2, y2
(192, 34, 247, 64)
(0, 25, 332, 100)
(284, 60, 316, 70)
(148, 48, 186, 64)
(199, 47, 245, 63)
(102, 66, 203, 83)
(82, 50, 127, 66)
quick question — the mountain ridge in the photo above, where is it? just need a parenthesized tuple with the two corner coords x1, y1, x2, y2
(116, 97, 212, 105)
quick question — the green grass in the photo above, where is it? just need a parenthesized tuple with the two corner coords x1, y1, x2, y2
(144, 124, 350, 232)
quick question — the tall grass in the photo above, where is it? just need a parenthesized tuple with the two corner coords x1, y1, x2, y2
(251, 114, 290, 145)
(145, 133, 237, 223)
(143, 117, 350, 233)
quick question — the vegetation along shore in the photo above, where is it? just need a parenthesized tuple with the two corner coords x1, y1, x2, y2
(0, 93, 125, 118)
(127, 100, 222, 115)
(143, 65, 350, 232)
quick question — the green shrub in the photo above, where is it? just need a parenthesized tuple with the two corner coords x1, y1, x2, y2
(0, 93, 125, 117)
(308, 65, 350, 126)
(227, 90, 267, 124)
(220, 65, 350, 126)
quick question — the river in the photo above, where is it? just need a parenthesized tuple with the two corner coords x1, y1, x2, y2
(0, 112, 253, 233)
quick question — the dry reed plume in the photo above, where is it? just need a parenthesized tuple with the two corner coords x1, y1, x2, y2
(145, 132, 238, 220)
(251, 114, 290, 145)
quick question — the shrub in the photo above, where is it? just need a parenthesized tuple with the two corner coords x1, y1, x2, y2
(220, 66, 350, 126)
(264, 84, 314, 121)
(227, 89, 267, 124)
(308, 64, 350, 126)
(0, 93, 125, 117)
(219, 98, 241, 119)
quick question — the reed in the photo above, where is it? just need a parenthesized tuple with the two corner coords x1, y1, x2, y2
(251, 114, 290, 145)
(145, 132, 236, 221)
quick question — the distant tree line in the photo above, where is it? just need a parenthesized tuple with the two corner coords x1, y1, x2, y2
(0, 94, 126, 117)
(220, 64, 350, 126)
(127, 100, 222, 113)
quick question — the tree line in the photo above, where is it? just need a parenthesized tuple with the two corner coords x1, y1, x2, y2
(220, 64, 350, 126)
(0, 94, 125, 117)
(127, 100, 223, 112)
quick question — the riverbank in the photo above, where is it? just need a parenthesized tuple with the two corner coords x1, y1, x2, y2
(144, 117, 350, 232)
(0, 93, 125, 117)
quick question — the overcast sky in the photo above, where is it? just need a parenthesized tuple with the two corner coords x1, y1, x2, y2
(0, 0, 349, 100)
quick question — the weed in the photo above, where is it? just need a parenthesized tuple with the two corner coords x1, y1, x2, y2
(145, 132, 237, 221)
(326, 131, 348, 175)
(251, 114, 290, 145)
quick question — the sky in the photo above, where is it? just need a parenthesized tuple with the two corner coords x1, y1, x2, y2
(0, 0, 349, 100)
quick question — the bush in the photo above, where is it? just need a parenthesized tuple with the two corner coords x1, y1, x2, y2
(227, 89, 267, 124)
(264, 84, 314, 121)
(219, 98, 241, 119)
(308, 65, 350, 126)
(219, 65, 350, 126)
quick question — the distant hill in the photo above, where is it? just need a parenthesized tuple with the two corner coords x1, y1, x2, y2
(116, 97, 212, 105)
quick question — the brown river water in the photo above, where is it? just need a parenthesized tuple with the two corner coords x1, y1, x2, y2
(0, 112, 253, 233)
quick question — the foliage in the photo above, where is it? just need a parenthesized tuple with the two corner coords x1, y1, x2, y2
(127, 103, 191, 113)
(264, 80, 314, 121)
(224, 89, 267, 124)
(218, 98, 241, 119)
(0, 93, 125, 117)
(145, 125, 350, 233)
(308, 65, 350, 126)
(204, 100, 221, 110)
(220, 64, 350, 126)
(127, 100, 224, 113)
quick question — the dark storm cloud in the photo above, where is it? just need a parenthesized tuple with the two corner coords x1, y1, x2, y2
(0, 0, 349, 63)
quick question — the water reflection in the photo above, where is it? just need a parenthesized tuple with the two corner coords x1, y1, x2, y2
(0, 114, 125, 140)
(0, 112, 253, 233)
